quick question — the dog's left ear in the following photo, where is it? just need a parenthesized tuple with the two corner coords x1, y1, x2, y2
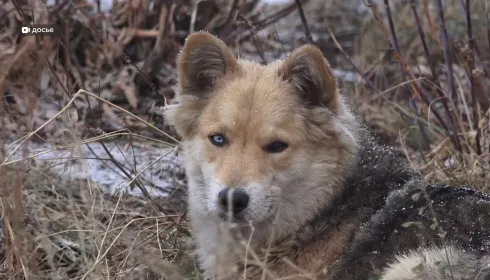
(279, 45, 339, 112)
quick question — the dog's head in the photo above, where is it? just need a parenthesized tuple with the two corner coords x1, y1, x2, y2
(166, 32, 358, 237)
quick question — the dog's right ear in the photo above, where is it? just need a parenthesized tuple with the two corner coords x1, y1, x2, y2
(167, 32, 236, 139)
(177, 32, 237, 96)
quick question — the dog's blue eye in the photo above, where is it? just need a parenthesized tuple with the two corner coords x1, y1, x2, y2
(265, 141, 289, 153)
(209, 134, 227, 147)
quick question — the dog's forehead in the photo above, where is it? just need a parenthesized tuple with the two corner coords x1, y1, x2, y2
(211, 63, 299, 128)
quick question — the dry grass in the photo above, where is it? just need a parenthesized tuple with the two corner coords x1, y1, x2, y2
(0, 0, 489, 279)
(0, 164, 192, 279)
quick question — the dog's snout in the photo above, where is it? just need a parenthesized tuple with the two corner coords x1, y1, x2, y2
(218, 188, 249, 215)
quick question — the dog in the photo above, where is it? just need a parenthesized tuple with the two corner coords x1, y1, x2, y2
(165, 31, 490, 280)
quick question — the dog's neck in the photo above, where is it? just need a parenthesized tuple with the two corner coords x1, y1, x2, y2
(301, 128, 417, 239)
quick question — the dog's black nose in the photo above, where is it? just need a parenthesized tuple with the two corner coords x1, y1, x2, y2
(218, 188, 249, 215)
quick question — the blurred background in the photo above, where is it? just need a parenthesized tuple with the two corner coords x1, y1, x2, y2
(0, 0, 489, 279)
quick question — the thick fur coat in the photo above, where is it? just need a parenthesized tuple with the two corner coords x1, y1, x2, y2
(166, 31, 490, 280)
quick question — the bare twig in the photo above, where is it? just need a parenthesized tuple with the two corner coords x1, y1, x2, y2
(473, 42, 490, 80)
(217, 0, 240, 38)
(383, 0, 430, 150)
(294, 0, 313, 44)
(226, 1, 304, 44)
(410, 0, 459, 150)
(189, 0, 200, 34)
(434, 0, 458, 103)
(139, 1, 176, 103)
(422, 0, 442, 48)
(486, 2, 490, 63)
(464, 0, 482, 155)
(154, 4, 170, 55)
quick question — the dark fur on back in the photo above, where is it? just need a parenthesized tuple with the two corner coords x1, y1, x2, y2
(303, 124, 490, 279)
(322, 125, 418, 222)
(301, 125, 417, 238)
(328, 178, 490, 279)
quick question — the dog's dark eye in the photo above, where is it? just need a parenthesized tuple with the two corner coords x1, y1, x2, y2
(209, 134, 227, 147)
(265, 141, 289, 153)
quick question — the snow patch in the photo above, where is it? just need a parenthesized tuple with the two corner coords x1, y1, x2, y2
(4, 141, 185, 197)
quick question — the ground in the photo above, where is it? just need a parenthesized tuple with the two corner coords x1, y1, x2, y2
(0, 0, 489, 279)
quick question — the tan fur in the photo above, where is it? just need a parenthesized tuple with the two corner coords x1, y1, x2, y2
(261, 217, 360, 279)
(166, 31, 359, 279)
